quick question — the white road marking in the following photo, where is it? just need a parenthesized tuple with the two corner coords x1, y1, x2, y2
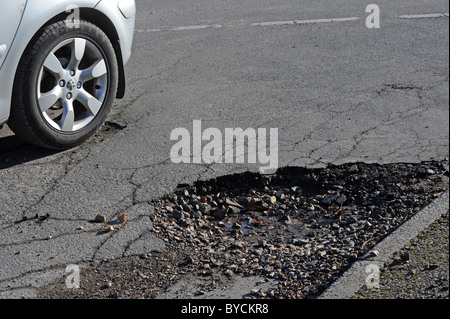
(397, 13, 449, 19)
(251, 20, 295, 27)
(135, 24, 222, 33)
(251, 16, 360, 26)
(134, 12, 449, 33)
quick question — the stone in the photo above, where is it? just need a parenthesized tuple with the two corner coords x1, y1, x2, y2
(94, 214, 107, 223)
(101, 281, 112, 289)
(213, 207, 228, 219)
(172, 209, 183, 220)
(370, 250, 380, 257)
(348, 164, 359, 173)
(193, 211, 202, 218)
(322, 194, 340, 205)
(198, 203, 211, 214)
(104, 225, 115, 232)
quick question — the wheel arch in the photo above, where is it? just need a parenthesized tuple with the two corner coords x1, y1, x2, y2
(78, 8, 126, 99)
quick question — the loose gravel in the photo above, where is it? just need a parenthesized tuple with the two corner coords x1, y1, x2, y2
(353, 210, 449, 299)
(38, 160, 449, 299)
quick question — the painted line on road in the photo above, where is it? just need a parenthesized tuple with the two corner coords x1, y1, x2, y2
(251, 16, 360, 27)
(135, 12, 449, 33)
(251, 20, 295, 27)
(135, 24, 222, 33)
(397, 13, 449, 19)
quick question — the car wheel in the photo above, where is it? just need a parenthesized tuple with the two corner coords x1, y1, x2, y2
(8, 20, 118, 149)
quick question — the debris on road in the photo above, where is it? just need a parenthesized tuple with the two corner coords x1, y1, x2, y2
(118, 213, 129, 223)
(104, 226, 115, 232)
(38, 161, 448, 299)
(95, 214, 107, 223)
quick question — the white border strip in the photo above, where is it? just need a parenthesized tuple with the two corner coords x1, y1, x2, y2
(135, 24, 222, 33)
(251, 17, 360, 26)
(319, 190, 449, 299)
(398, 13, 449, 19)
(251, 20, 295, 27)
(135, 13, 448, 33)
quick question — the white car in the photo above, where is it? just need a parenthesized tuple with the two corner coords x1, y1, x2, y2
(0, 0, 135, 149)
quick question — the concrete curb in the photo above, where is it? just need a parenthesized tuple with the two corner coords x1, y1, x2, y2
(318, 189, 449, 299)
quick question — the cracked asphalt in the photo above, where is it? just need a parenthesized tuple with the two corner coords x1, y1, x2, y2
(0, 0, 448, 299)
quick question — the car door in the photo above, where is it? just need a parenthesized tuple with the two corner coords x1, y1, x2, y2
(0, 0, 27, 69)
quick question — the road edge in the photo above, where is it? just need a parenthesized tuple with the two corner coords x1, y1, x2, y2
(318, 189, 449, 299)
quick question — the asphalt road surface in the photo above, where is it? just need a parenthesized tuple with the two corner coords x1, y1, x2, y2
(0, 0, 448, 298)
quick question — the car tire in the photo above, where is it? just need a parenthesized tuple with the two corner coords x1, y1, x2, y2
(8, 20, 118, 149)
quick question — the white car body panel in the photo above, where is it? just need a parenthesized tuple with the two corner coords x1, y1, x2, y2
(0, 1, 27, 68)
(0, 0, 135, 126)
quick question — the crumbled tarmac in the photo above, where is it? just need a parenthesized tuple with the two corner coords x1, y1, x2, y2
(38, 160, 449, 299)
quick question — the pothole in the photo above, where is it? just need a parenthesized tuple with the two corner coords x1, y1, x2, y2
(38, 160, 449, 299)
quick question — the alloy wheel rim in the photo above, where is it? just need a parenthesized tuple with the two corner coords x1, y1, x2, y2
(36, 37, 108, 132)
